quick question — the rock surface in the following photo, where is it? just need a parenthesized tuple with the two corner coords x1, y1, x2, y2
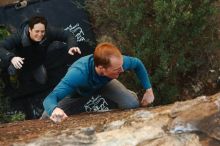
(0, 92, 220, 146)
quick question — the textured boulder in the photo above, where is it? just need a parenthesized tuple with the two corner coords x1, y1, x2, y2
(0, 92, 220, 146)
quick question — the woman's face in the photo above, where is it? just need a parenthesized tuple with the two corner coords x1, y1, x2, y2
(29, 23, 45, 42)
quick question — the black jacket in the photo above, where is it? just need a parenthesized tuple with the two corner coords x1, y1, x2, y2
(0, 23, 77, 70)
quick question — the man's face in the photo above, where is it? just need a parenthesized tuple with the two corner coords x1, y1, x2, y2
(103, 56, 124, 79)
(29, 23, 45, 42)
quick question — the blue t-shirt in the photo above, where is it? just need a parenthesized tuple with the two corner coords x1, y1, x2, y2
(43, 54, 151, 115)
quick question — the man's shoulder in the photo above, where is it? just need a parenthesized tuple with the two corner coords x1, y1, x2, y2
(67, 55, 93, 81)
(123, 55, 135, 62)
(70, 54, 93, 69)
(78, 54, 93, 62)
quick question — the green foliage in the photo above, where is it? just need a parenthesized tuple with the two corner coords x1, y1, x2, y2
(0, 85, 25, 123)
(86, 0, 219, 104)
(0, 69, 25, 123)
(0, 27, 10, 40)
(0, 27, 24, 123)
(9, 111, 25, 122)
(0, 111, 25, 123)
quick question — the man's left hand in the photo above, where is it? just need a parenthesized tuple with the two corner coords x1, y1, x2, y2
(141, 88, 155, 106)
(68, 47, 81, 55)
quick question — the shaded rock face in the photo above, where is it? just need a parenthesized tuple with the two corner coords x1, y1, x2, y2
(0, 0, 19, 6)
(0, 92, 220, 146)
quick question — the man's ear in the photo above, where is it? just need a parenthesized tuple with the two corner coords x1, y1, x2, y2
(97, 65, 104, 71)
(97, 65, 105, 75)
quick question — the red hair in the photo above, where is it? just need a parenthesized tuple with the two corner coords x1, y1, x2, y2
(94, 42, 122, 68)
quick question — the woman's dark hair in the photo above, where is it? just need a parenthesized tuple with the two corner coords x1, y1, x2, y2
(28, 16, 47, 30)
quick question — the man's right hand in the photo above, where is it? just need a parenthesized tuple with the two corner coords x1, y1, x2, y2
(50, 107, 68, 123)
(141, 88, 154, 107)
(11, 57, 25, 69)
